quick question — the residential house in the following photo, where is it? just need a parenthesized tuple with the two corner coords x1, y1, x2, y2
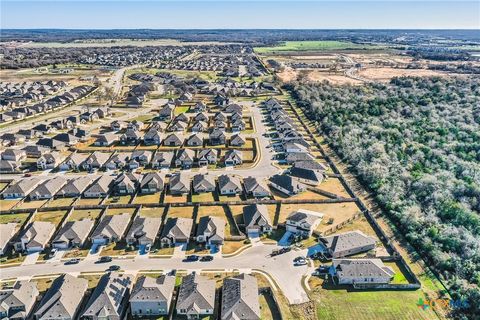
(128, 120, 145, 131)
(2, 178, 41, 199)
(94, 132, 118, 146)
(0, 223, 17, 255)
(0, 281, 38, 320)
(243, 204, 272, 236)
(194, 112, 208, 122)
(286, 209, 324, 238)
(218, 174, 242, 195)
(57, 176, 96, 197)
(224, 149, 242, 166)
(163, 133, 183, 147)
(130, 275, 175, 317)
(176, 274, 215, 319)
(192, 101, 207, 112)
(288, 166, 325, 185)
(191, 120, 208, 133)
(113, 172, 141, 195)
(195, 216, 225, 247)
(126, 216, 162, 247)
(175, 149, 195, 169)
(36, 151, 65, 170)
(285, 152, 316, 164)
(52, 219, 95, 249)
(23, 145, 50, 158)
(160, 218, 193, 247)
(332, 259, 395, 285)
(158, 105, 174, 121)
(1, 149, 26, 162)
(111, 120, 127, 131)
(105, 152, 130, 170)
(83, 175, 114, 198)
(209, 129, 226, 146)
(0, 160, 20, 173)
(128, 150, 153, 169)
(243, 176, 271, 198)
(82, 151, 111, 171)
(143, 128, 163, 145)
(14, 221, 56, 253)
(34, 274, 87, 320)
(52, 133, 78, 146)
(169, 173, 191, 195)
(36, 138, 66, 150)
(120, 129, 143, 146)
(140, 172, 164, 194)
(192, 174, 216, 193)
(58, 152, 89, 171)
(196, 149, 217, 166)
(221, 274, 260, 320)
(231, 118, 246, 132)
(29, 177, 66, 200)
(151, 151, 174, 169)
(269, 174, 306, 196)
(185, 134, 203, 147)
(321, 231, 377, 259)
(230, 134, 245, 147)
(91, 213, 131, 245)
(80, 272, 133, 320)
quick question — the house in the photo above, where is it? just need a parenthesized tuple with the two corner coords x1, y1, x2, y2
(169, 173, 191, 195)
(224, 149, 242, 166)
(52, 133, 78, 146)
(80, 272, 133, 320)
(168, 120, 188, 132)
(194, 112, 208, 122)
(130, 275, 175, 317)
(126, 94, 144, 107)
(231, 119, 246, 132)
(120, 129, 142, 146)
(23, 145, 50, 158)
(128, 150, 153, 169)
(192, 174, 216, 193)
(111, 120, 127, 131)
(230, 134, 245, 147)
(174, 113, 189, 123)
(191, 120, 208, 133)
(151, 151, 174, 169)
(105, 152, 130, 170)
(243, 204, 272, 236)
(29, 177, 66, 200)
(113, 172, 141, 195)
(59, 152, 89, 171)
(0, 281, 38, 320)
(209, 129, 226, 146)
(0, 223, 17, 255)
(36, 151, 65, 170)
(185, 133, 203, 147)
(224, 103, 243, 114)
(2, 177, 41, 199)
(192, 101, 207, 112)
(94, 132, 118, 146)
(140, 172, 164, 194)
(163, 133, 183, 147)
(283, 142, 309, 153)
(143, 128, 163, 145)
(293, 160, 328, 172)
(269, 174, 306, 196)
(91, 213, 131, 245)
(14, 221, 56, 253)
(160, 218, 193, 247)
(0, 160, 20, 173)
(196, 216, 225, 246)
(332, 259, 395, 285)
(196, 148, 217, 166)
(126, 216, 162, 247)
(83, 175, 114, 198)
(243, 176, 271, 198)
(128, 120, 145, 131)
(57, 176, 96, 197)
(214, 94, 229, 106)
(83, 151, 111, 171)
(1, 149, 26, 162)
(34, 274, 87, 320)
(321, 231, 377, 259)
(176, 274, 215, 319)
(36, 138, 66, 150)
(218, 174, 242, 195)
(158, 105, 174, 120)
(175, 149, 195, 169)
(52, 219, 95, 249)
(286, 209, 324, 238)
(289, 166, 325, 185)
(221, 274, 261, 320)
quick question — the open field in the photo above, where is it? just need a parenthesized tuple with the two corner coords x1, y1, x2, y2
(357, 67, 447, 82)
(255, 41, 380, 53)
(18, 39, 239, 48)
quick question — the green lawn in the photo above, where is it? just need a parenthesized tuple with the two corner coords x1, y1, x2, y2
(254, 41, 379, 53)
(0, 213, 30, 225)
(174, 106, 190, 115)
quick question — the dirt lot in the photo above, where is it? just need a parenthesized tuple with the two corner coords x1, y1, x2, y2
(358, 67, 447, 82)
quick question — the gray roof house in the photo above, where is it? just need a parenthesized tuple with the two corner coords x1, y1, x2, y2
(160, 217, 193, 247)
(196, 148, 217, 166)
(269, 174, 306, 196)
(192, 174, 216, 193)
(286, 209, 324, 237)
(221, 274, 260, 320)
(218, 174, 242, 195)
(243, 176, 270, 198)
(163, 133, 183, 147)
(34, 274, 88, 320)
(230, 134, 246, 147)
(195, 216, 225, 246)
(52, 219, 95, 249)
(113, 172, 141, 195)
(224, 149, 242, 166)
(57, 176, 96, 197)
(80, 272, 133, 320)
(91, 213, 131, 245)
(151, 151, 174, 169)
(288, 166, 325, 185)
(29, 176, 66, 200)
(0, 281, 38, 320)
(169, 173, 191, 195)
(176, 274, 215, 319)
(186, 133, 203, 147)
(2, 177, 41, 199)
(0, 223, 17, 255)
(130, 275, 176, 317)
(126, 216, 162, 247)
(140, 172, 164, 194)
(82, 151, 111, 171)
(14, 221, 56, 253)
(321, 231, 377, 259)
(243, 204, 272, 236)
(83, 175, 114, 198)
(175, 149, 195, 169)
(333, 259, 395, 285)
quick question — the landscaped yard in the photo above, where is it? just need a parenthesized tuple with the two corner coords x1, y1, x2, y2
(68, 209, 103, 221)
(167, 206, 194, 219)
(133, 192, 161, 204)
(100, 242, 135, 256)
(33, 210, 67, 225)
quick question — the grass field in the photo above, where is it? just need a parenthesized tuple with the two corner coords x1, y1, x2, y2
(76, 197, 103, 206)
(17, 199, 47, 210)
(48, 197, 76, 207)
(254, 41, 378, 53)
(0, 213, 30, 225)
(68, 209, 103, 221)
(166, 206, 194, 219)
(0, 199, 20, 211)
(105, 208, 136, 216)
(133, 193, 161, 204)
(33, 211, 67, 225)
(139, 207, 164, 218)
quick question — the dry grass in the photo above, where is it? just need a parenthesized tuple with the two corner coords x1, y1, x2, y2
(222, 241, 248, 254)
(133, 193, 161, 204)
(358, 67, 446, 82)
(76, 197, 103, 206)
(105, 208, 136, 216)
(139, 207, 164, 218)
(164, 194, 187, 203)
(191, 192, 215, 202)
(319, 178, 351, 198)
(17, 200, 47, 210)
(33, 210, 67, 225)
(0, 199, 20, 211)
(68, 209, 103, 221)
(197, 205, 235, 237)
(48, 197, 76, 207)
(104, 195, 132, 205)
(0, 212, 30, 225)
(167, 206, 194, 219)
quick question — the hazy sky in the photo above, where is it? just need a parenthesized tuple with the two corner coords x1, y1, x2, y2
(1, 1, 479, 29)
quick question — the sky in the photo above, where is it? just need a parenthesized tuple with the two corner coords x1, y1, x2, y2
(1, 1, 479, 29)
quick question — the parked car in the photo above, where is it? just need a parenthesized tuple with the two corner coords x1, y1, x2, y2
(64, 258, 80, 265)
(200, 255, 214, 262)
(184, 255, 199, 262)
(97, 256, 112, 263)
(107, 265, 121, 271)
(48, 248, 58, 259)
(294, 256, 307, 266)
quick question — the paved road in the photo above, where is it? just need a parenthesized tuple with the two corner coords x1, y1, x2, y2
(0, 243, 312, 304)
